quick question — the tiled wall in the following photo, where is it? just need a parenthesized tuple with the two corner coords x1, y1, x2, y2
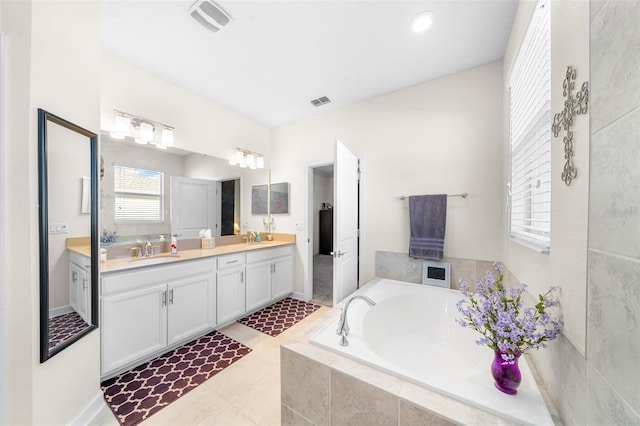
(375, 251, 497, 290)
(585, 0, 640, 423)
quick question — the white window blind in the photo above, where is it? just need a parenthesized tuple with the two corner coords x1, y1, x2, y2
(114, 165, 164, 223)
(508, 0, 551, 251)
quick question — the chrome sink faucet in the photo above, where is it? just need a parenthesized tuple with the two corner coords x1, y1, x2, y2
(336, 295, 376, 346)
(142, 241, 156, 257)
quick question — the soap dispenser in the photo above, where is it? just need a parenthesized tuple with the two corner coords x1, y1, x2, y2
(255, 231, 261, 243)
(171, 234, 178, 254)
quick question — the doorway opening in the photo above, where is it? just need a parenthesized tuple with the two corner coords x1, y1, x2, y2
(220, 178, 240, 235)
(311, 165, 334, 306)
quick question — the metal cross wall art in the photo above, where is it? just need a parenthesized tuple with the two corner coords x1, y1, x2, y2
(552, 65, 589, 186)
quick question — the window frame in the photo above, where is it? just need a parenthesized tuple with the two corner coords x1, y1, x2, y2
(113, 164, 165, 224)
(508, 0, 551, 253)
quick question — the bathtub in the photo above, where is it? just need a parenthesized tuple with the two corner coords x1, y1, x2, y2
(309, 279, 553, 425)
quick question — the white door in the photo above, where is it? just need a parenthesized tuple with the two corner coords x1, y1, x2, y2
(171, 176, 216, 238)
(333, 140, 359, 305)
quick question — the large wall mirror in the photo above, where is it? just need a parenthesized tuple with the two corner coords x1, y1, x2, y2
(38, 109, 98, 362)
(100, 136, 269, 245)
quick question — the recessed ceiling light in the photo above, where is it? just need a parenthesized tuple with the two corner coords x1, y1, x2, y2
(410, 11, 434, 33)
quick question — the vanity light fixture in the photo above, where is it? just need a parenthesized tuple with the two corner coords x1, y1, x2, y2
(110, 109, 175, 150)
(229, 147, 265, 169)
(410, 11, 434, 33)
(111, 114, 131, 140)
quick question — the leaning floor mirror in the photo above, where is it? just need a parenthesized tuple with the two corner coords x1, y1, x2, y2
(38, 108, 99, 362)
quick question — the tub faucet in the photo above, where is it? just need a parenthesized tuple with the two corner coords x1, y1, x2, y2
(336, 295, 376, 346)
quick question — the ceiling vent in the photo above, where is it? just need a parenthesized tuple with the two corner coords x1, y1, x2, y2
(310, 96, 332, 107)
(189, 0, 232, 33)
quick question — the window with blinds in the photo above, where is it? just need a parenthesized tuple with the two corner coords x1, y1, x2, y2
(114, 165, 164, 223)
(508, 0, 551, 252)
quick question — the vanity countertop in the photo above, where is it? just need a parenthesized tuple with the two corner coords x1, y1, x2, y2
(66, 237, 91, 258)
(100, 239, 295, 274)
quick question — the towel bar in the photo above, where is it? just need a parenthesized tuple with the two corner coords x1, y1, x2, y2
(399, 193, 468, 200)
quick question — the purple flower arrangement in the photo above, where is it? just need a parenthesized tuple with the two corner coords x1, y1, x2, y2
(456, 263, 563, 355)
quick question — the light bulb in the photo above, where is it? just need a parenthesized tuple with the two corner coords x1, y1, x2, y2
(162, 128, 174, 147)
(410, 11, 433, 33)
(139, 122, 154, 141)
(114, 115, 130, 136)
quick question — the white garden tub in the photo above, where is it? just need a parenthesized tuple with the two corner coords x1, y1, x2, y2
(309, 279, 553, 425)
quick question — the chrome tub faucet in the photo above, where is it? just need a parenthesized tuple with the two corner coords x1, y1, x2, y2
(336, 295, 376, 346)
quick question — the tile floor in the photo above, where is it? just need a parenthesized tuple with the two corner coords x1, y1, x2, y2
(89, 306, 330, 426)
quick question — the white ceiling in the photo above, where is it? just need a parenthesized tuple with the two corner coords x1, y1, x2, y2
(101, 0, 517, 128)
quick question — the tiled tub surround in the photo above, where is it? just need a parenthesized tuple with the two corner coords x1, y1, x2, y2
(281, 279, 557, 426)
(375, 250, 498, 290)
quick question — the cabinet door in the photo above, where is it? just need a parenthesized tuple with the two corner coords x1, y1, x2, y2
(245, 260, 272, 312)
(78, 267, 91, 324)
(167, 272, 215, 345)
(101, 284, 168, 376)
(271, 256, 293, 300)
(69, 263, 81, 313)
(216, 266, 245, 324)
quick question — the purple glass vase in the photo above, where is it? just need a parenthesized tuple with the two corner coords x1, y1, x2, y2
(491, 350, 522, 395)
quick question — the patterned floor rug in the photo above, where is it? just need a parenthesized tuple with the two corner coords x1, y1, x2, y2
(48, 311, 89, 349)
(101, 331, 251, 426)
(237, 297, 321, 337)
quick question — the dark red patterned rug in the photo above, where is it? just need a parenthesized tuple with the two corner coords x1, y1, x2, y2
(48, 311, 88, 349)
(237, 297, 321, 337)
(101, 331, 251, 426)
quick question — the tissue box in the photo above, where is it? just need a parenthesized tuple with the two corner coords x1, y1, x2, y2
(201, 238, 216, 249)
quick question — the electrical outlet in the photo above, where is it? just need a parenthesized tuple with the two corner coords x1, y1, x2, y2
(49, 223, 69, 234)
(295, 222, 305, 231)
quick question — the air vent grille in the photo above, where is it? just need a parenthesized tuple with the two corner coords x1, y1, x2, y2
(189, 0, 232, 33)
(310, 96, 332, 107)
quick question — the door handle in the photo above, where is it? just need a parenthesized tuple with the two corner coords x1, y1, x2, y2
(169, 289, 174, 305)
(330, 250, 346, 258)
(162, 290, 167, 307)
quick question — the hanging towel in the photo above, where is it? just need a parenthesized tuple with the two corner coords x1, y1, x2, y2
(409, 194, 447, 260)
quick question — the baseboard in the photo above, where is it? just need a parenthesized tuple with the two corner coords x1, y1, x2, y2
(290, 291, 306, 301)
(49, 304, 73, 319)
(69, 390, 106, 426)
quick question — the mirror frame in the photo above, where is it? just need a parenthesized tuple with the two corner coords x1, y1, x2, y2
(38, 108, 99, 362)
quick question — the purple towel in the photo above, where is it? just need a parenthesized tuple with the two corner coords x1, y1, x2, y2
(409, 194, 447, 260)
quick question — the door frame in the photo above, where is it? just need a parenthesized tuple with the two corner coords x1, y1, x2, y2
(304, 155, 365, 303)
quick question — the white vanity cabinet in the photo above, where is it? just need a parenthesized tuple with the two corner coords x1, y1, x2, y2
(69, 252, 91, 323)
(246, 245, 294, 312)
(101, 258, 215, 377)
(216, 253, 246, 325)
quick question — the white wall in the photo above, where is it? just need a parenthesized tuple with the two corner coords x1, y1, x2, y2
(502, 0, 589, 357)
(1, 1, 102, 424)
(101, 55, 271, 164)
(501, 0, 590, 423)
(271, 62, 504, 293)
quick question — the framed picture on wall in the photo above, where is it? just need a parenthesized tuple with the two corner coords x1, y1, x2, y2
(251, 182, 289, 214)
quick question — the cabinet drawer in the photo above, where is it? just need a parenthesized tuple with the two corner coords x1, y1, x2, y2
(217, 253, 245, 270)
(102, 258, 215, 296)
(246, 245, 292, 264)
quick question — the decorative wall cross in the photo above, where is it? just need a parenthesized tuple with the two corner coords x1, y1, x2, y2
(552, 66, 589, 186)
